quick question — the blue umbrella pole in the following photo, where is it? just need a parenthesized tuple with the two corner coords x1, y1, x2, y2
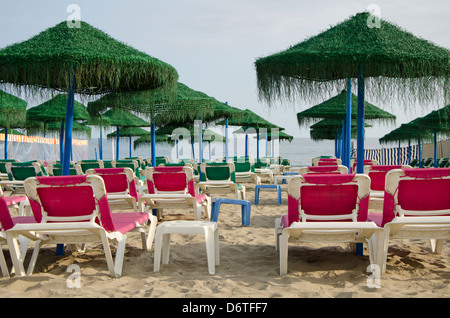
(129, 135, 132, 158)
(59, 71, 76, 256)
(116, 126, 120, 161)
(434, 130, 437, 168)
(356, 64, 365, 174)
(245, 123, 249, 158)
(355, 64, 366, 257)
(256, 129, 260, 159)
(225, 117, 229, 162)
(151, 122, 156, 167)
(60, 119, 65, 161)
(345, 78, 352, 170)
(99, 124, 103, 160)
(4, 127, 7, 160)
(418, 134, 422, 167)
(62, 73, 75, 175)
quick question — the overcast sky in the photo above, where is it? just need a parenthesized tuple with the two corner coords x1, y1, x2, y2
(0, 0, 449, 138)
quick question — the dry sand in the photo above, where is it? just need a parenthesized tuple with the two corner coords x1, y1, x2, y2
(0, 180, 449, 300)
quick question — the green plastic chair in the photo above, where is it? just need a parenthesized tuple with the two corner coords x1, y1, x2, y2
(1, 161, 44, 192)
(197, 162, 246, 200)
(48, 164, 81, 176)
(77, 160, 104, 173)
(232, 158, 260, 185)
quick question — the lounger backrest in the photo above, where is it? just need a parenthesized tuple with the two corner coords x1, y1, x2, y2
(298, 165, 348, 174)
(86, 168, 138, 200)
(0, 160, 18, 174)
(47, 164, 81, 176)
(0, 188, 14, 231)
(6, 162, 43, 181)
(351, 159, 377, 173)
(287, 174, 370, 227)
(233, 158, 255, 173)
(145, 166, 195, 196)
(78, 160, 104, 173)
(364, 165, 411, 191)
(382, 168, 450, 226)
(254, 159, 270, 169)
(200, 162, 236, 183)
(24, 175, 116, 232)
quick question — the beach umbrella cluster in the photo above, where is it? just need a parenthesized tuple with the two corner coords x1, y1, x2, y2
(255, 11, 449, 174)
(0, 90, 27, 159)
(0, 20, 179, 174)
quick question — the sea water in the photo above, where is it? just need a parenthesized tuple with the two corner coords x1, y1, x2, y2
(89, 136, 383, 167)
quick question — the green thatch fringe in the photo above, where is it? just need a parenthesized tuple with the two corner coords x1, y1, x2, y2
(297, 90, 395, 127)
(255, 12, 450, 107)
(88, 82, 215, 121)
(107, 126, 150, 140)
(0, 21, 178, 96)
(133, 134, 174, 150)
(26, 94, 89, 122)
(0, 90, 27, 129)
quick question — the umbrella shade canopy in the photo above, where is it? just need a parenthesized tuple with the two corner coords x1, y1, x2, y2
(297, 90, 396, 127)
(310, 118, 372, 129)
(379, 121, 434, 144)
(415, 105, 450, 133)
(107, 126, 150, 139)
(218, 109, 283, 129)
(44, 120, 92, 138)
(101, 108, 151, 128)
(255, 11, 449, 105)
(255, 131, 294, 142)
(133, 134, 174, 150)
(0, 21, 178, 95)
(26, 94, 89, 123)
(88, 82, 215, 122)
(0, 90, 27, 129)
(0, 128, 24, 135)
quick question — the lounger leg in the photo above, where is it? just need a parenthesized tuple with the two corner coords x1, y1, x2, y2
(6, 233, 26, 277)
(153, 228, 163, 272)
(204, 227, 216, 274)
(279, 231, 289, 276)
(26, 240, 41, 276)
(274, 218, 281, 251)
(146, 214, 157, 251)
(161, 233, 171, 265)
(99, 232, 116, 278)
(114, 235, 127, 277)
(0, 245, 10, 278)
(214, 227, 220, 266)
(430, 239, 444, 254)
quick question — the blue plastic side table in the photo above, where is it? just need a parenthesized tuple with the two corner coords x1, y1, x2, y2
(254, 184, 282, 205)
(211, 198, 251, 226)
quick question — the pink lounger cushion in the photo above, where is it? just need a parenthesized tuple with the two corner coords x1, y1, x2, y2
(381, 168, 450, 226)
(110, 212, 150, 234)
(4, 196, 27, 206)
(286, 174, 369, 227)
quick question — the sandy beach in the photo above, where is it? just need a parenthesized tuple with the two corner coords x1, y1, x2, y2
(0, 178, 448, 300)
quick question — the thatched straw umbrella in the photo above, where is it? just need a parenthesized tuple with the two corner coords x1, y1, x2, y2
(219, 109, 283, 159)
(107, 126, 150, 158)
(100, 108, 151, 160)
(26, 94, 90, 160)
(0, 20, 178, 174)
(255, 11, 449, 174)
(88, 82, 216, 166)
(0, 90, 27, 159)
(414, 105, 450, 167)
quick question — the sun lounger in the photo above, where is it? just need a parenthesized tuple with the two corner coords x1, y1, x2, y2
(275, 173, 384, 276)
(6, 175, 157, 278)
(197, 162, 246, 200)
